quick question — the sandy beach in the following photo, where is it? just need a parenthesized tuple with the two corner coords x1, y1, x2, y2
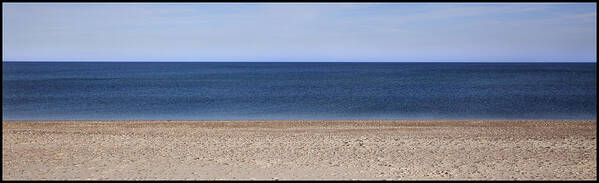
(2, 120, 596, 180)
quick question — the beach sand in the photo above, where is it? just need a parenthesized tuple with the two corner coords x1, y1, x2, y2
(2, 120, 596, 180)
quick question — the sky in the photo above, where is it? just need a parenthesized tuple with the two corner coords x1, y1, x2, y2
(2, 3, 597, 62)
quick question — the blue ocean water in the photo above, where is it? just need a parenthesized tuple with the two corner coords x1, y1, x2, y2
(2, 62, 596, 120)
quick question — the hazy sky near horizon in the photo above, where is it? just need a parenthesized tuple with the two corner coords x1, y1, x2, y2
(2, 3, 597, 62)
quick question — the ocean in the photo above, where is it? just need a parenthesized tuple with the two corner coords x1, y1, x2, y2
(2, 62, 596, 120)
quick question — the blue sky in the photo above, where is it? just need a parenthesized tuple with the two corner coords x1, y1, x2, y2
(2, 3, 597, 62)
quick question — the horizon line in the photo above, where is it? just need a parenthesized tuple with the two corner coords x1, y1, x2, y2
(2, 60, 597, 63)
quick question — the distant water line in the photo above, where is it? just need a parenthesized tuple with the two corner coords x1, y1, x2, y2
(2, 62, 596, 120)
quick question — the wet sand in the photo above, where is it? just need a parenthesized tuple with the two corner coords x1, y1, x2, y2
(2, 120, 596, 180)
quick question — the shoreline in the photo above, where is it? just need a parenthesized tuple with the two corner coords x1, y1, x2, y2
(3, 120, 596, 180)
